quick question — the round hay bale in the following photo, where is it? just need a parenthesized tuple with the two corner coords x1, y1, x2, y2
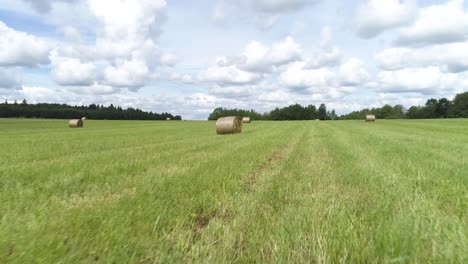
(81, 117, 87, 120)
(242, 117, 251, 123)
(216, 116, 242, 134)
(315, 119, 319, 121)
(366, 115, 376, 122)
(166, 117, 171, 121)
(69, 119, 83, 128)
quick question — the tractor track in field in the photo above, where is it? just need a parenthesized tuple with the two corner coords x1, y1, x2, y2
(241, 143, 295, 192)
(240, 128, 307, 193)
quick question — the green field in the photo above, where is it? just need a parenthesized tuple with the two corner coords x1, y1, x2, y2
(0, 118, 466, 263)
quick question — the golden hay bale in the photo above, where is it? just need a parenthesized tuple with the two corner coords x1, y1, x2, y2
(242, 117, 251, 123)
(366, 115, 376, 122)
(166, 117, 171, 121)
(69, 119, 83, 128)
(216, 116, 242, 134)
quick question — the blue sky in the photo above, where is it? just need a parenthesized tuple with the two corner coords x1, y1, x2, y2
(0, 0, 467, 119)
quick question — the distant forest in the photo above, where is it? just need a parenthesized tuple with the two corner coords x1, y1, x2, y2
(0, 100, 182, 120)
(209, 103, 337, 121)
(340, 91, 468, 120)
(208, 91, 468, 120)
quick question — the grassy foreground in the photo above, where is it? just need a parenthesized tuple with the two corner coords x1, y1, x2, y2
(0, 118, 466, 263)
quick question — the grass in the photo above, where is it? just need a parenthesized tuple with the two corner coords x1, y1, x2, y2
(0, 118, 466, 263)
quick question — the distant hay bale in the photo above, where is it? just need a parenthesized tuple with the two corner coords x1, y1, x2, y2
(315, 119, 319, 121)
(166, 117, 171, 121)
(81, 117, 87, 120)
(366, 115, 376, 122)
(216, 116, 242, 135)
(242, 117, 251, 123)
(69, 119, 83, 128)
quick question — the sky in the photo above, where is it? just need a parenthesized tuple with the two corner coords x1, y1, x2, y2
(0, 0, 467, 119)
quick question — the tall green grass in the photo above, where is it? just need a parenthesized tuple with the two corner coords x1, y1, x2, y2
(0, 118, 466, 263)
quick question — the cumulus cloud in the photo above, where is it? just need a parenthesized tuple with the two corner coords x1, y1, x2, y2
(67, 83, 117, 95)
(169, 73, 195, 84)
(209, 84, 257, 98)
(48, 0, 169, 90)
(51, 55, 96, 86)
(199, 36, 302, 87)
(103, 59, 150, 88)
(304, 26, 341, 69)
(373, 67, 467, 93)
(0, 68, 22, 89)
(213, 36, 302, 74)
(354, 0, 417, 38)
(251, 0, 320, 13)
(199, 65, 261, 86)
(22, 0, 79, 13)
(241, 36, 302, 72)
(376, 41, 468, 72)
(395, 0, 468, 46)
(304, 47, 341, 69)
(280, 61, 338, 91)
(280, 59, 369, 93)
(90, 0, 166, 58)
(339, 58, 369, 86)
(0, 21, 51, 67)
(212, 0, 319, 29)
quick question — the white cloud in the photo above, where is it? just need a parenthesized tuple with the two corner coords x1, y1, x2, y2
(0, 68, 22, 89)
(103, 59, 150, 88)
(61, 26, 82, 42)
(199, 65, 261, 85)
(354, 0, 417, 38)
(0, 21, 51, 67)
(90, 0, 166, 59)
(304, 47, 341, 69)
(169, 73, 195, 84)
(373, 66, 467, 93)
(45, 0, 170, 91)
(51, 55, 96, 86)
(210, 84, 257, 98)
(339, 58, 369, 86)
(251, 0, 320, 13)
(395, 0, 468, 46)
(280, 61, 338, 91)
(22, 0, 78, 13)
(216, 36, 302, 73)
(67, 83, 117, 95)
(376, 41, 468, 72)
(212, 0, 319, 29)
(20, 86, 62, 102)
(319, 26, 332, 49)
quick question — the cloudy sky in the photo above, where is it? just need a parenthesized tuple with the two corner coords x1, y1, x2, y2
(0, 0, 467, 119)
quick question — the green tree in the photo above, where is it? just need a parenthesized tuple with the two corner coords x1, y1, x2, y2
(449, 92, 468, 117)
(318, 104, 327, 120)
(435, 98, 451, 118)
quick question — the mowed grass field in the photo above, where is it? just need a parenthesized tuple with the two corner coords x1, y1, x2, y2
(0, 118, 466, 263)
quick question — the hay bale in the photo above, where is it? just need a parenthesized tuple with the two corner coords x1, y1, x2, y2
(69, 119, 83, 128)
(242, 117, 251, 123)
(81, 117, 87, 120)
(216, 116, 242, 134)
(315, 119, 319, 121)
(366, 115, 376, 122)
(166, 117, 171, 121)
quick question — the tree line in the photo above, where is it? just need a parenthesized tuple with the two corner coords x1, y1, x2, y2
(0, 100, 182, 120)
(340, 91, 468, 120)
(208, 103, 337, 120)
(208, 91, 468, 121)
